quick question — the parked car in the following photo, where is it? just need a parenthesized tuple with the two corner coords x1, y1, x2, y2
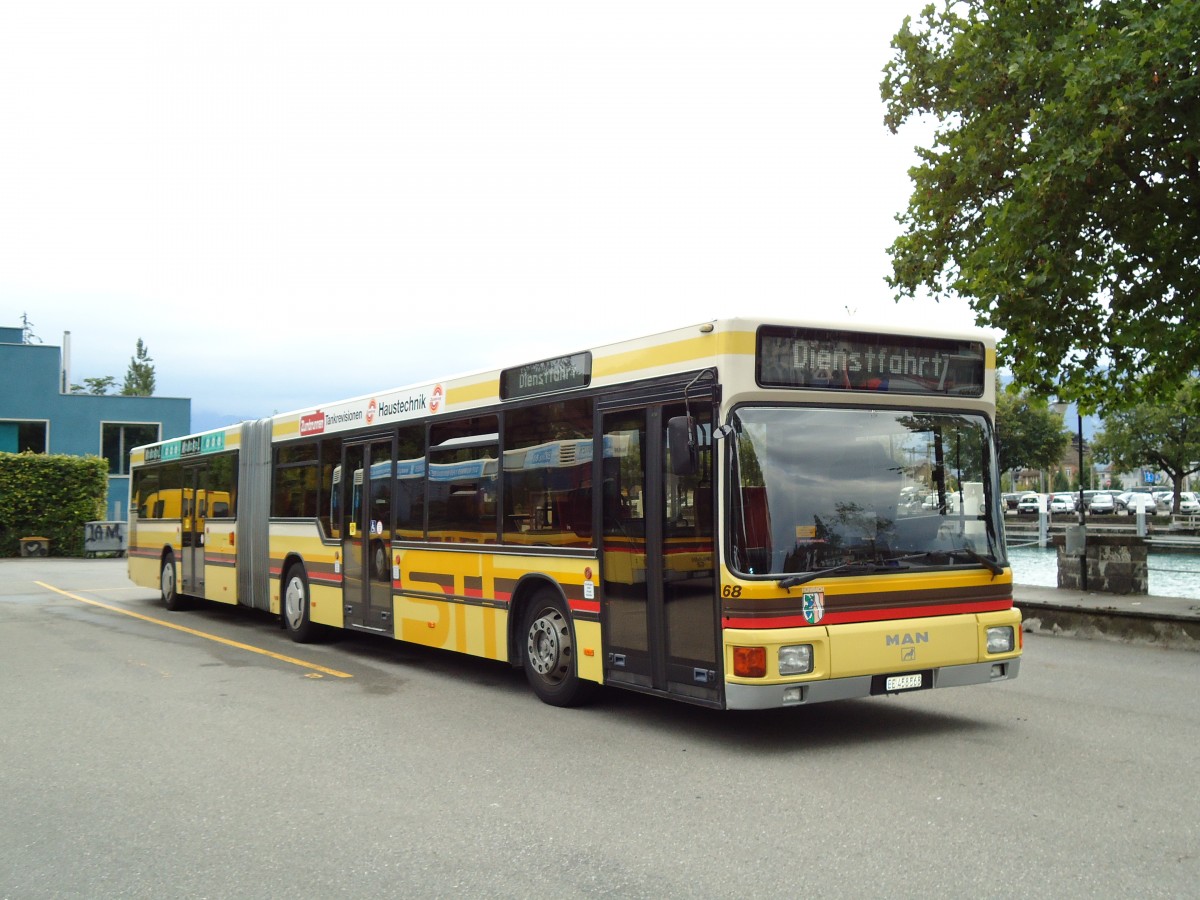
(1048, 494, 1076, 514)
(1087, 491, 1116, 514)
(1001, 492, 1020, 512)
(1119, 491, 1158, 515)
(1017, 492, 1041, 515)
(1181, 492, 1200, 515)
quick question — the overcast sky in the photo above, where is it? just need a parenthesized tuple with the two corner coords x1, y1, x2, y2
(2, 1, 975, 433)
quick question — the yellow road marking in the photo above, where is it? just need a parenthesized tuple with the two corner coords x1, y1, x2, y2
(36, 581, 353, 679)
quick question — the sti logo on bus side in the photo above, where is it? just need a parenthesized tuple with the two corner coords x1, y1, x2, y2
(886, 632, 929, 647)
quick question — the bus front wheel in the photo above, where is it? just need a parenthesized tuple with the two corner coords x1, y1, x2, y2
(161, 552, 184, 611)
(521, 590, 595, 707)
(282, 565, 317, 643)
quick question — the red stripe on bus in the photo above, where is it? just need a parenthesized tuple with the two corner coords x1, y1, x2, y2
(721, 599, 1013, 630)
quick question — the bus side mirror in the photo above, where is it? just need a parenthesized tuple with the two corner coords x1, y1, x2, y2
(668, 416, 697, 476)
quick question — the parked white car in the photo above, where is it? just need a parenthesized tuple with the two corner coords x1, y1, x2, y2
(1017, 492, 1041, 515)
(1048, 494, 1076, 514)
(1087, 491, 1116, 514)
(1119, 492, 1158, 515)
(1175, 492, 1200, 515)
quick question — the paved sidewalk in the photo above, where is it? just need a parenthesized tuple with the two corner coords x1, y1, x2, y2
(1014, 582, 1200, 651)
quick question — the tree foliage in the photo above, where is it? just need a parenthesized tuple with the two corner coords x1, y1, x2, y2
(122, 338, 156, 396)
(882, 0, 1200, 409)
(994, 381, 1071, 475)
(69, 338, 157, 396)
(0, 453, 108, 556)
(1089, 376, 1200, 512)
(73, 376, 116, 395)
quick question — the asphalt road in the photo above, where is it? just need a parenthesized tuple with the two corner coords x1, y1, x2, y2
(2, 559, 1198, 898)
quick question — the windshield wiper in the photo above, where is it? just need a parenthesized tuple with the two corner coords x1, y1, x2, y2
(948, 546, 1004, 576)
(778, 560, 910, 591)
(900, 548, 1004, 577)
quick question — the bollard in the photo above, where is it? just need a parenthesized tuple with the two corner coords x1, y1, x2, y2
(1038, 510, 1049, 548)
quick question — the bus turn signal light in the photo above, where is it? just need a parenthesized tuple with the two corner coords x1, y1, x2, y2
(733, 647, 767, 678)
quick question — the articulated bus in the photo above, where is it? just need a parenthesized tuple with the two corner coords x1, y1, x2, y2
(127, 317, 1021, 709)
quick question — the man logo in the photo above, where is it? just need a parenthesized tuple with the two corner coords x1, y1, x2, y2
(886, 631, 929, 647)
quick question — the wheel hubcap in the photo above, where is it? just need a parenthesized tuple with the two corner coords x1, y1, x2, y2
(285, 577, 305, 629)
(527, 608, 571, 683)
(161, 564, 174, 597)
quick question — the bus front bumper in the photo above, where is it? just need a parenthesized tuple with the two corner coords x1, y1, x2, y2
(724, 657, 1020, 710)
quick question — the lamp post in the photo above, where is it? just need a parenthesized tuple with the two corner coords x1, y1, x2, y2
(1051, 399, 1088, 590)
(1076, 411, 1085, 553)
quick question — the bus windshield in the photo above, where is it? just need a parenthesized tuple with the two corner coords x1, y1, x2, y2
(728, 406, 1003, 578)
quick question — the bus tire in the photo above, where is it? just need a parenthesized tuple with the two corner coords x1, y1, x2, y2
(282, 565, 317, 643)
(521, 590, 595, 707)
(161, 552, 184, 611)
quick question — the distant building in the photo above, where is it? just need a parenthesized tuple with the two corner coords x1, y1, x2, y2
(0, 326, 190, 520)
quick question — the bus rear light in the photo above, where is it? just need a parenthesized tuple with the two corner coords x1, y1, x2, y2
(733, 647, 767, 678)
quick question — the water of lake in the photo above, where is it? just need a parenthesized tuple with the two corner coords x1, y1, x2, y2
(1006, 544, 1200, 600)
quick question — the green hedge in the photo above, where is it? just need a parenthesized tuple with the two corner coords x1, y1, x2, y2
(0, 453, 108, 557)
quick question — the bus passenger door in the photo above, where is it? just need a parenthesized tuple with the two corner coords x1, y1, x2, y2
(600, 400, 719, 704)
(341, 439, 395, 633)
(181, 464, 205, 596)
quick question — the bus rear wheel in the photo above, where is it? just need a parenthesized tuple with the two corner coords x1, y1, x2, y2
(282, 565, 317, 643)
(521, 590, 595, 707)
(161, 552, 184, 611)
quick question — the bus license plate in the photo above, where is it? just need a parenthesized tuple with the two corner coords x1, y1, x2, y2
(885, 673, 924, 692)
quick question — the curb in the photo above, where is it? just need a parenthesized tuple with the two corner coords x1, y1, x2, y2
(1019, 601, 1200, 653)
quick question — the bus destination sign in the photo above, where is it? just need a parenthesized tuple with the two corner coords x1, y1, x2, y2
(143, 431, 227, 463)
(501, 352, 592, 400)
(757, 326, 986, 397)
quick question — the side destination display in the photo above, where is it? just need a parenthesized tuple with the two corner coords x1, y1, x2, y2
(501, 352, 591, 400)
(143, 431, 226, 463)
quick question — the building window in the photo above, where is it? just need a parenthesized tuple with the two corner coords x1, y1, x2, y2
(0, 421, 48, 454)
(103, 423, 161, 475)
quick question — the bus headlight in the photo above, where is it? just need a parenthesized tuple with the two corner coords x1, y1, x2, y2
(986, 626, 1015, 654)
(779, 644, 814, 675)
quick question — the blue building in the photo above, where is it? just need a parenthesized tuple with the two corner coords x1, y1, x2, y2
(0, 326, 191, 520)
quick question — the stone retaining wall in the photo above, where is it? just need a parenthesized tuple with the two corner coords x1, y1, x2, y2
(1053, 533, 1148, 594)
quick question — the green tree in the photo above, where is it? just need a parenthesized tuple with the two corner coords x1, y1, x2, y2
(994, 382, 1071, 478)
(882, 0, 1200, 408)
(1090, 377, 1200, 512)
(73, 376, 116, 395)
(121, 338, 156, 396)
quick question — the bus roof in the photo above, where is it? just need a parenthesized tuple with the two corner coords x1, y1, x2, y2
(130, 316, 996, 458)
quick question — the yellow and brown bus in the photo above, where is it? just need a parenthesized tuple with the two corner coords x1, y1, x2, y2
(128, 317, 1021, 708)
